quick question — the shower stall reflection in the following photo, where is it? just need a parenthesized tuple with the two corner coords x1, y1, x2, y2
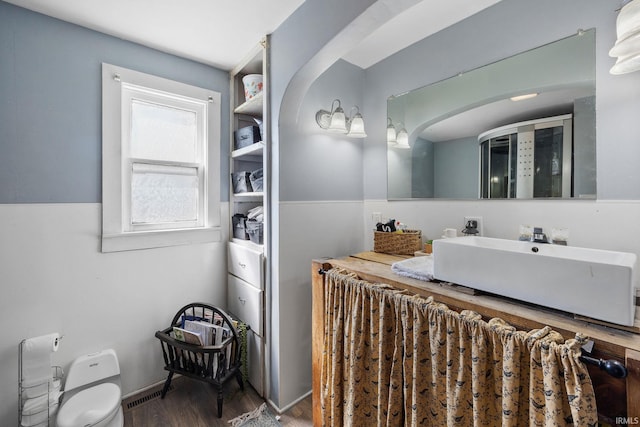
(479, 114, 572, 199)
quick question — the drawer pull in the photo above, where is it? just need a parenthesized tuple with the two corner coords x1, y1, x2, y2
(238, 262, 246, 269)
(238, 297, 246, 305)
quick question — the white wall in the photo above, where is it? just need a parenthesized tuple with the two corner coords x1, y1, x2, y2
(274, 200, 364, 406)
(0, 203, 228, 425)
(364, 199, 640, 258)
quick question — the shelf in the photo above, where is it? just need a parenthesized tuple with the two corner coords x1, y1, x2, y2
(233, 192, 263, 200)
(232, 142, 264, 159)
(234, 92, 264, 116)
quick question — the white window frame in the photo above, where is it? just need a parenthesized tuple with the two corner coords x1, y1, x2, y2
(101, 63, 221, 252)
(122, 87, 206, 232)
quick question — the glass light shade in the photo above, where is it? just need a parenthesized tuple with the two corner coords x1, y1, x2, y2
(327, 107, 347, 133)
(387, 124, 397, 144)
(610, 51, 640, 74)
(610, 28, 640, 57)
(615, 0, 640, 42)
(346, 114, 367, 138)
(610, 0, 640, 74)
(396, 129, 410, 149)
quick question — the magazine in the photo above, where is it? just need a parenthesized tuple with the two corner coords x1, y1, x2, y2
(183, 320, 218, 346)
(172, 327, 203, 346)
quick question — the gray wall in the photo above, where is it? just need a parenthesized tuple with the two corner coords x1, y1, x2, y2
(268, 0, 379, 409)
(390, 134, 482, 200)
(0, 1, 230, 203)
(433, 136, 478, 198)
(279, 59, 364, 201)
(574, 95, 597, 198)
(363, 0, 640, 201)
(411, 138, 434, 198)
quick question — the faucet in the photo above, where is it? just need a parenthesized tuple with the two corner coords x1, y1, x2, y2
(531, 227, 548, 243)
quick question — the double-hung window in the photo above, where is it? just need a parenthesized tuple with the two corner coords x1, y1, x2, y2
(101, 63, 221, 252)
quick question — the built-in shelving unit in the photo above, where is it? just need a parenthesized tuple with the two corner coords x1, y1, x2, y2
(231, 141, 264, 159)
(226, 37, 269, 397)
(234, 91, 264, 116)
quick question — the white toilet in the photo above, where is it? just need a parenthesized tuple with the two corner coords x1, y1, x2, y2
(57, 349, 124, 427)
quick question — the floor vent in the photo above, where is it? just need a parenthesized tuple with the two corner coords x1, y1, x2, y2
(124, 385, 173, 411)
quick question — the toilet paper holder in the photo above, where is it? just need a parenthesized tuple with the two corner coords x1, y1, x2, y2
(18, 334, 65, 427)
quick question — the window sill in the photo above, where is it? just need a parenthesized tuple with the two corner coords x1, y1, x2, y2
(101, 227, 221, 253)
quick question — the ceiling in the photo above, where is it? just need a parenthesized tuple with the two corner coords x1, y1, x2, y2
(4, 0, 501, 70)
(422, 86, 594, 142)
(3, 0, 305, 70)
(343, 0, 502, 69)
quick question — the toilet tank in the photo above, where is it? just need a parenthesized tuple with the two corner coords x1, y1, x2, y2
(64, 349, 120, 391)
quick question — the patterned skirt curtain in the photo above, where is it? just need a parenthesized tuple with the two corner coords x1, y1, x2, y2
(320, 268, 598, 427)
(321, 269, 406, 426)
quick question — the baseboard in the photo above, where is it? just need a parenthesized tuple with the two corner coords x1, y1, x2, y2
(268, 389, 312, 414)
(121, 374, 182, 400)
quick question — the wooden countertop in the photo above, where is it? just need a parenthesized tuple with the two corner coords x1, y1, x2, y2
(321, 251, 640, 359)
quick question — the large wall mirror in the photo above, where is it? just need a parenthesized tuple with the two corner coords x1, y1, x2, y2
(387, 29, 596, 200)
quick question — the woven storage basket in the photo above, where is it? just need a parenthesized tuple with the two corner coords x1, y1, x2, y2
(373, 230, 422, 255)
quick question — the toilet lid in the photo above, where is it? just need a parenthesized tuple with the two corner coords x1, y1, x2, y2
(57, 383, 121, 427)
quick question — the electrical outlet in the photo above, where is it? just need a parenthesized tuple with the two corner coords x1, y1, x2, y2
(372, 212, 382, 224)
(463, 216, 483, 236)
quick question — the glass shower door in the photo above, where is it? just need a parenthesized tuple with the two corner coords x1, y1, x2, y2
(480, 134, 516, 199)
(533, 120, 572, 198)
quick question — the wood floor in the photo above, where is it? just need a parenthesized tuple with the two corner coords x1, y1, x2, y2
(122, 375, 313, 427)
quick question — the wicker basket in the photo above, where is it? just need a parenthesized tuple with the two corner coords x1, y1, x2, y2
(373, 230, 422, 255)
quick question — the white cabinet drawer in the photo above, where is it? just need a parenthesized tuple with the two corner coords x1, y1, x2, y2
(228, 242, 263, 288)
(227, 274, 263, 336)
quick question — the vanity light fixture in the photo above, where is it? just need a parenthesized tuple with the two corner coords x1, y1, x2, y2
(610, 0, 640, 74)
(510, 93, 538, 101)
(346, 106, 367, 138)
(395, 126, 410, 149)
(386, 118, 397, 145)
(316, 99, 367, 138)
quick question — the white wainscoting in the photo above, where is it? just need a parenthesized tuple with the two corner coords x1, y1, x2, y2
(272, 200, 364, 409)
(363, 198, 640, 276)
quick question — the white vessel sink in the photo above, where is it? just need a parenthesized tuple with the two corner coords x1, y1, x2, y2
(432, 236, 637, 326)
